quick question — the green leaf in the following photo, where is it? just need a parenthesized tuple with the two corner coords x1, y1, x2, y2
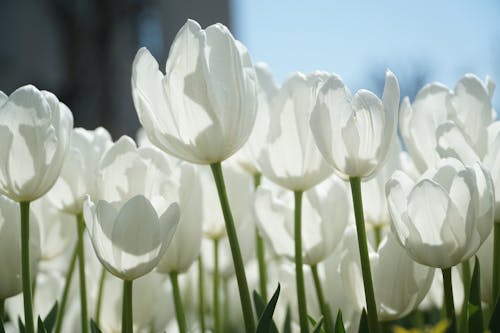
(256, 283, 280, 333)
(18, 317, 25, 333)
(0, 318, 5, 333)
(37, 317, 47, 333)
(43, 302, 58, 333)
(358, 309, 369, 333)
(468, 257, 483, 333)
(90, 320, 103, 333)
(282, 305, 292, 333)
(489, 291, 500, 332)
(312, 317, 325, 333)
(307, 315, 325, 333)
(335, 310, 346, 333)
(253, 290, 267, 318)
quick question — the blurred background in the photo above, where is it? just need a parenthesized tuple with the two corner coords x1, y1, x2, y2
(0, 0, 499, 138)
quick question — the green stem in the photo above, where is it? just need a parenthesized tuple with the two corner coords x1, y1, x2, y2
(209, 163, 255, 333)
(459, 260, 471, 333)
(380, 321, 390, 333)
(294, 190, 309, 333)
(54, 245, 78, 333)
(20, 201, 34, 333)
(213, 238, 221, 333)
(442, 268, 457, 333)
(349, 177, 380, 333)
(1, 298, 4, 321)
(311, 265, 333, 333)
(122, 280, 133, 333)
(373, 225, 382, 249)
(412, 310, 425, 329)
(256, 231, 268, 301)
(76, 213, 89, 333)
(253, 173, 262, 189)
(254, 173, 268, 301)
(223, 278, 229, 330)
(493, 223, 500, 305)
(95, 268, 106, 326)
(198, 256, 206, 333)
(170, 272, 187, 333)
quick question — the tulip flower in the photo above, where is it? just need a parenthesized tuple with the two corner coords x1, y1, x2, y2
(310, 70, 399, 333)
(400, 74, 494, 174)
(387, 158, 494, 268)
(83, 195, 180, 333)
(49, 127, 112, 214)
(340, 228, 434, 322)
(386, 158, 494, 331)
(0, 85, 73, 333)
(0, 85, 73, 202)
(97, 136, 177, 203)
(131, 19, 256, 165)
(258, 71, 332, 191)
(310, 70, 399, 180)
(83, 195, 179, 282)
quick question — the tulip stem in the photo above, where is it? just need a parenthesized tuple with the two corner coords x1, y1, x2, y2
(373, 225, 382, 249)
(170, 272, 187, 333)
(95, 268, 106, 325)
(380, 321, 390, 333)
(311, 265, 334, 333)
(1, 298, 4, 320)
(493, 223, 500, 305)
(349, 177, 380, 333)
(254, 173, 268, 301)
(198, 255, 206, 333)
(223, 278, 230, 328)
(459, 260, 471, 333)
(20, 201, 34, 333)
(294, 190, 309, 333)
(122, 280, 133, 333)
(442, 268, 457, 333)
(213, 238, 221, 333)
(76, 213, 89, 333)
(210, 162, 255, 333)
(54, 244, 78, 333)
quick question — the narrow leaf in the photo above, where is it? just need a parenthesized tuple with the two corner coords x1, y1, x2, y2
(0, 319, 5, 333)
(282, 305, 292, 333)
(312, 317, 325, 333)
(357, 309, 368, 333)
(308, 315, 325, 333)
(37, 317, 47, 333)
(253, 290, 266, 318)
(43, 302, 58, 333)
(256, 283, 280, 333)
(489, 292, 500, 332)
(18, 317, 25, 333)
(468, 257, 483, 332)
(90, 320, 103, 333)
(335, 310, 346, 333)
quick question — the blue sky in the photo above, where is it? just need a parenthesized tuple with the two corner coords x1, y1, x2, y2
(232, 0, 500, 105)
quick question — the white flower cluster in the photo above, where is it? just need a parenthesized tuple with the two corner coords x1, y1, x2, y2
(0, 19, 498, 333)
